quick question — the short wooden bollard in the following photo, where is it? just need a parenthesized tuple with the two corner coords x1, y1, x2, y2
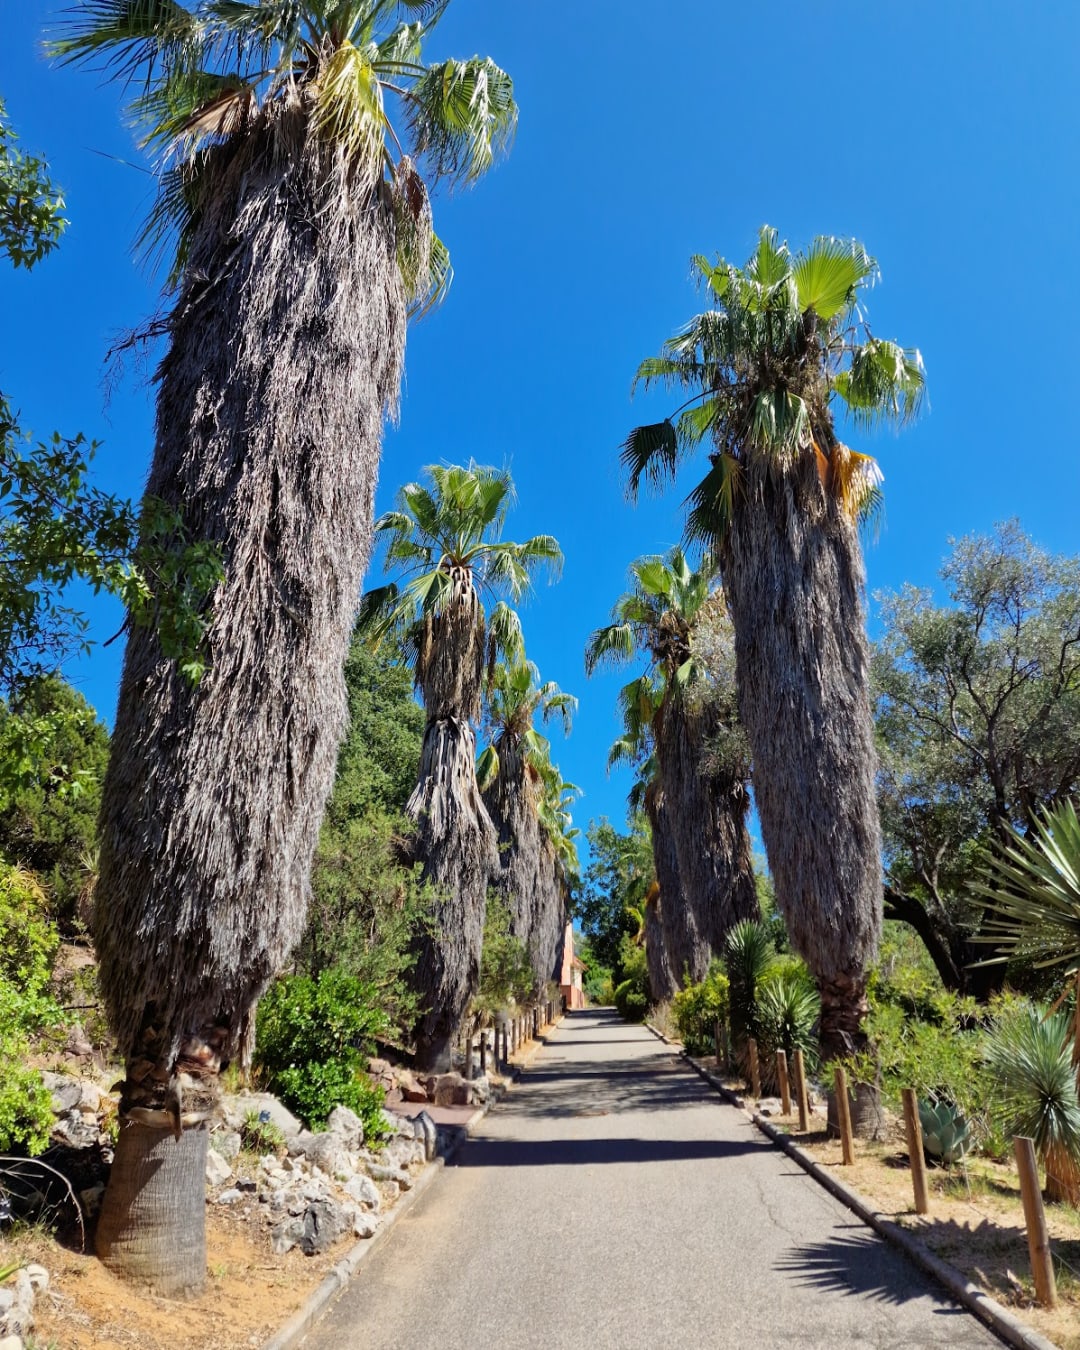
(833, 1065, 855, 1165)
(714, 1020, 723, 1067)
(747, 1038, 762, 1098)
(479, 1033, 487, 1075)
(901, 1088, 929, 1215)
(776, 1049, 791, 1116)
(462, 1038, 473, 1081)
(793, 1048, 810, 1133)
(1015, 1135, 1057, 1308)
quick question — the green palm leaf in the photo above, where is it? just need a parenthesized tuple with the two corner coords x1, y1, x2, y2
(792, 235, 876, 321)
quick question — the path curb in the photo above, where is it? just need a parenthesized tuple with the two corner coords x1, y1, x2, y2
(261, 1020, 561, 1350)
(670, 1045, 1059, 1350)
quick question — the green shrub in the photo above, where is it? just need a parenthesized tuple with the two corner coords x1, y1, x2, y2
(672, 965, 730, 1056)
(471, 892, 535, 1024)
(255, 969, 389, 1139)
(239, 1110, 285, 1155)
(613, 978, 648, 1022)
(724, 920, 774, 1050)
(0, 862, 65, 1153)
(755, 965, 819, 1068)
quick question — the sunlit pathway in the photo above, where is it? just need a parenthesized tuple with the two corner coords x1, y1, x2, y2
(303, 1010, 1000, 1350)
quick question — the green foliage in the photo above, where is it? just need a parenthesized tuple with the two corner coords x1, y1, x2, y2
(575, 933, 614, 1004)
(672, 964, 729, 1055)
(295, 638, 426, 1039)
(754, 964, 819, 1067)
(472, 891, 535, 1023)
(983, 1003, 1080, 1173)
(254, 970, 389, 1136)
(576, 816, 652, 980)
(0, 676, 108, 926)
(0, 861, 65, 1153)
(724, 919, 775, 1048)
(876, 523, 1080, 992)
(0, 96, 65, 270)
(239, 1110, 286, 1156)
(613, 931, 649, 1022)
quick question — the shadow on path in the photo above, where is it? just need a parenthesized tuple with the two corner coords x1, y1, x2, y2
(454, 1135, 757, 1168)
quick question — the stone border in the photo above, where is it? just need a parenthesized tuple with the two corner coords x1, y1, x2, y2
(261, 1021, 560, 1350)
(658, 1033, 1059, 1350)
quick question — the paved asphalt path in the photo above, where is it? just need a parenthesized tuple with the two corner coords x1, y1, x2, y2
(303, 1010, 1001, 1350)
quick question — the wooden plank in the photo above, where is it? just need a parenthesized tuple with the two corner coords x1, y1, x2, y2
(834, 1065, 855, 1165)
(1015, 1134, 1057, 1308)
(902, 1088, 930, 1216)
(747, 1038, 761, 1099)
(793, 1049, 810, 1133)
(776, 1049, 791, 1116)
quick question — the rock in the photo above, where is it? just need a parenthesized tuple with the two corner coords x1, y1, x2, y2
(211, 1130, 242, 1161)
(77, 1081, 101, 1113)
(290, 1132, 349, 1178)
(41, 1071, 83, 1114)
(0, 1336, 24, 1350)
(22, 1268, 47, 1294)
(0, 1293, 13, 1315)
(381, 1110, 416, 1139)
(49, 1109, 98, 1149)
(366, 1162, 409, 1186)
(397, 1071, 429, 1103)
(433, 1073, 470, 1108)
(469, 1075, 490, 1105)
(326, 1105, 364, 1150)
(205, 1148, 232, 1187)
(383, 1138, 423, 1171)
(222, 1092, 302, 1138)
(270, 1217, 304, 1256)
(352, 1211, 378, 1239)
(343, 1174, 381, 1212)
(413, 1110, 437, 1161)
(366, 1058, 394, 1091)
(381, 1179, 401, 1203)
(216, 1188, 243, 1205)
(300, 1198, 351, 1256)
(236, 1177, 258, 1194)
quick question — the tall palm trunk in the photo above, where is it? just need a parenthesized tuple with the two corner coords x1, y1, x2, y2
(656, 695, 758, 967)
(94, 103, 405, 1292)
(645, 786, 701, 986)
(532, 836, 569, 989)
(643, 882, 676, 1004)
(721, 454, 881, 1069)
(410, 569, 499, 1069)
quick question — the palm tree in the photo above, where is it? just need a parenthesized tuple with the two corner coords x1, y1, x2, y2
(361, 463, 561, 1069)
(52, 2, 515, 1292)
(607, 676, 686, 998)
(624, 228, 924, 1068)
(586, 548, 758, 983)
(478, 652, 576, 992)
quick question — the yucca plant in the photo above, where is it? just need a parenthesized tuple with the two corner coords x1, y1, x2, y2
(50, 0, 516, 1292)
(724, 918, 774, 1054)
(971, 799, 1080, 974)
(756, 965, 820, 1084)
(985, 1005, 1080, 1205)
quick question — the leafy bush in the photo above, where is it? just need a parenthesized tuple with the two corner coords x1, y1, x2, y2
(0, 861, 65, 1153)
(672, 964, 730, 1055)
(471, 892, 535, 1025)
(724, 919, 774, 1050)
(613, 978, 648, 1022)
(255, 970, 389, 1138)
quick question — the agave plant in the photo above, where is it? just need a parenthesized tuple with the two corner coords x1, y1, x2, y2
(984, 1004, 1080, 1204)
(724, 919, 774, 1052)
(918, 1099, 973, 1166)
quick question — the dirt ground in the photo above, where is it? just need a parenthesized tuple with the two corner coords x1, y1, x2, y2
(3, 1200, 337, 1350)
(701, 1059, 1080, 1350)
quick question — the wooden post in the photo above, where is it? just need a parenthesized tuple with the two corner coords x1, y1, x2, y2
(462, 1038, 473, 1081)
(902, 1088, 929, 1215)
(714, 1020, 723, 1067)
(479, 1032, 487, 1075)
(793, 1049, 810, 1133)
(834, 1065, 855, 1165)
(1015, 1135, 1057, 1308)
(720, 1024, 730, 1072)
(776, 1050, 791, 1116)
(747, 1038, 761, 1098)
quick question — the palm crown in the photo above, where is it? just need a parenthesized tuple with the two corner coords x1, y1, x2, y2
(622, 226, 925, 543)
(52, 1, 516, 304)
(585, 546, 716, 691)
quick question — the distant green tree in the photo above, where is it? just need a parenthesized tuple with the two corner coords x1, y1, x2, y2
(577, 816, 653, 981)
(0, 675, 109, 928)
(875, 523, 1080, 994)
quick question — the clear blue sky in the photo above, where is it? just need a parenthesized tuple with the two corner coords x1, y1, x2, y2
(3, 1, 1079, 850)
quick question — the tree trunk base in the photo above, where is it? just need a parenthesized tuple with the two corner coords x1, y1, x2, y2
(96, 1122, 209, 1296)
(827, 1079, 886, 1141)
(415, 1033, 453, 1074)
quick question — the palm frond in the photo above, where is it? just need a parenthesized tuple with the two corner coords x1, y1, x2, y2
(584, 621, 635, 676)
(405, 55, 516, 186)
(620, 419, 679, 500)
(313, 38, 386, 180)
(792, 234, 877, 321)
(833, 337, 926, 428)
